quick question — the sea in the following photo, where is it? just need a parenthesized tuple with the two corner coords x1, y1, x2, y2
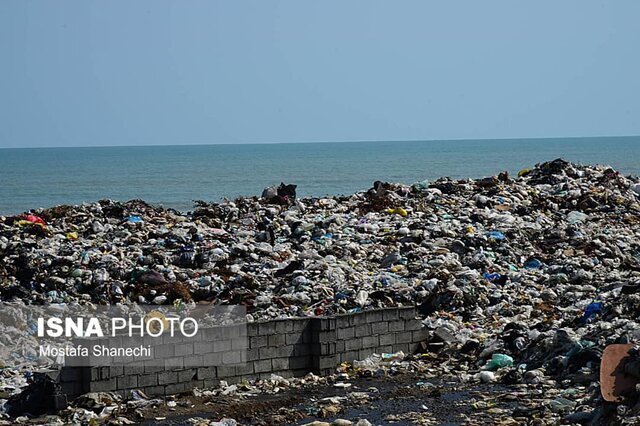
(1, 136, 639, 215)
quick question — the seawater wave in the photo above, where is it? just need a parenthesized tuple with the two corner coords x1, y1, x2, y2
(0, 137, 639, 215)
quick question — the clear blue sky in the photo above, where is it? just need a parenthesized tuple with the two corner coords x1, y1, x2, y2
(1, 0, 639, 148)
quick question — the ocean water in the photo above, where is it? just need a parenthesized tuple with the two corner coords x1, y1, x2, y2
(0, 137, 639, 215)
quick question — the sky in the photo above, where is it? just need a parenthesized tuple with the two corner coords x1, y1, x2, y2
(1, 0, 639, 148)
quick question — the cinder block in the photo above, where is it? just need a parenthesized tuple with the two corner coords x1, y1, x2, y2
(232, 338, 248, 350)
(202, 327, 224, 340)
(158, 371, 178, 385)
(100, 366, 111, 380)
(258, 322, 276, 336)
(223, 324, 246, 340)
(276, 345, 295, 358)
(320, 318, 336, 331)
(352, 313, 368, 326)
(355, 324, 371, 337)
(268, 334, 286, 346)
(216, 366, 236, 378)
(222, 351, 244, 365)
(318, 330, 337, 343)
(124, 364, 145, 375)
(388, 320, 405, 332)
(259, 347, 277, 359)
(164, 383, 187, 395)
(162, 333, 184, 345)
(178, 370, 196, 383)
(294, 344, 312, 357)
(234, 363, 254, 375)
(194, 341, 214, 354)
(412, 329, 429, 342)
(337, 327, 355, 340)
(110, 366, 124, 377)
(143, 385, 166, 396)
(336, 315, 351, 328)
(271, 358, 289, 371)
(320, 342, 335, 356)
(155, 344, 175, 358)
(335, 340, 345, 352)
(275, 320, 294, 333)
(254, 359, 272, 373)
(212, 340, 232, 353)
(184, 355, 204, 369)
(317, 355, 337, 370)
(345, 339, 361, 351)
(246, 323, 259, 337)
(383, 309, 399, 320)
(250, 335, 268, 348)
(289, 356, 310, 370)
(175, 342, 194, 356)
(396, 331, 413, 344)
(196, 367, 217, 380)
(90, 367, 101, 381)
(371, 322, 389, 334)
(398, 307, 417, 319)
(366, 310, 384, 323)
(138, 374, 158, 387)
(203, 352, 222, 366)
(362, 335, 378, 348)
(379, 333, 396, 346)
(144, 364, 164, 373)
(285, 332, 303, 345)
(246, 348, 260, 361)
(88, 378, 117, 392)
(404, 320, 423, 331)
(292, 319, 310, 332)
(164, 357, 184, 369)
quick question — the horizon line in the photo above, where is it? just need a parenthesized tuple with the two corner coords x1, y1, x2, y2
(1, 134, 638, 150)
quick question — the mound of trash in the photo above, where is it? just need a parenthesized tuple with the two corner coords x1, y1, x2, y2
(1, 158, 640, 424)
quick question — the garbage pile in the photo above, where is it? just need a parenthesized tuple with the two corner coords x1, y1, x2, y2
(1, 158, 640, 423)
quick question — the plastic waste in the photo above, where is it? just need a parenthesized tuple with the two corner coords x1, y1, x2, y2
(483, 354, 514, 370)
(523, 259, 542, 269)
(385, 207, 408, 217)
(485, 231, 505, 241)
(567, 211, 588, 224)
(581, 301, 604, 323)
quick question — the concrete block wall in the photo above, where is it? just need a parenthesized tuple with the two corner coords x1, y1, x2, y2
(58, 306, 426, 398)
(312, 306, 427, 375)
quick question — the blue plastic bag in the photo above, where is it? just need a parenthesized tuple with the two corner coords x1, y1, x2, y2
(524, 259, 542, 269)
(486, 231, 505, 241)
(581, 301, 603, 323)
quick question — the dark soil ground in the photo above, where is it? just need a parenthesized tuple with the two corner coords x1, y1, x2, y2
(137, 374, 524, 426)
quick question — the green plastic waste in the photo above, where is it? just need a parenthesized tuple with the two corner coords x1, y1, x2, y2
(483, 353, 514, 370)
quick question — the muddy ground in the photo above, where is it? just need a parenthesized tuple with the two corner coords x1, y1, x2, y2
(135, 374, 544, 426)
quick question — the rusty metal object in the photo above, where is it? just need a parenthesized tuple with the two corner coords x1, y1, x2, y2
(601, 344, 639, 402)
